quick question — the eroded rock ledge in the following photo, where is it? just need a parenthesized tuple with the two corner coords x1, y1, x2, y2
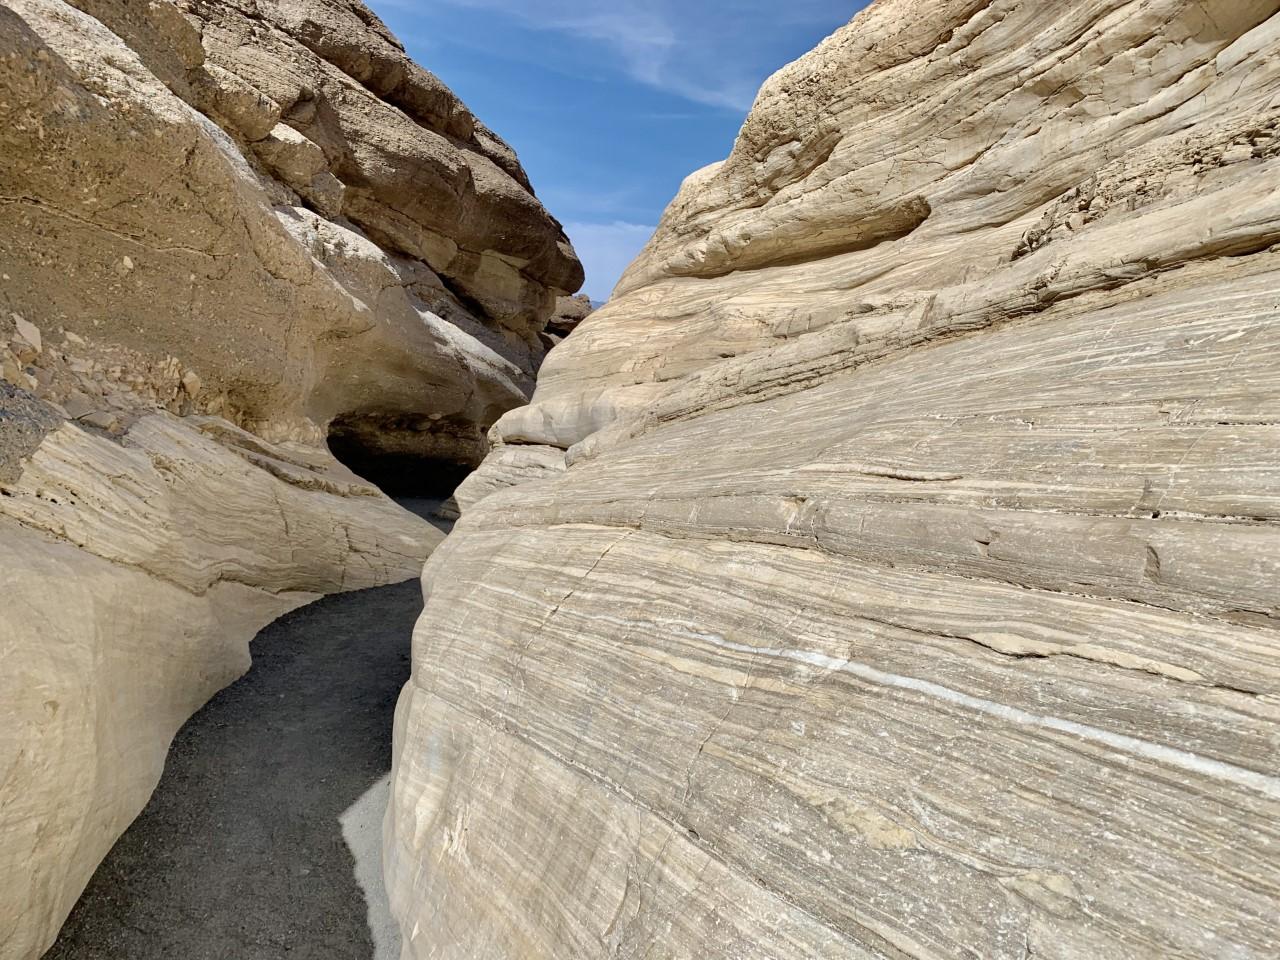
(388, 2, 1280, 958)
(0, 1, 580, 956)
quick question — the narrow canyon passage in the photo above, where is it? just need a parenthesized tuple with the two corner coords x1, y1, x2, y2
(44, 502, 451, 960)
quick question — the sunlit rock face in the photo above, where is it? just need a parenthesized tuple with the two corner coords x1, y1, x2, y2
(388, 1, 1280, 958)
(0, 1, 579, 956)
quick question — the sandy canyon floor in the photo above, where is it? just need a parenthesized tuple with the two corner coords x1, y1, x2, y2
(44, 501, 451, 960)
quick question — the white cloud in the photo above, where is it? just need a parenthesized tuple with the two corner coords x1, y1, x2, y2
(564, 221, 656, 301)
(425, 0, 851, 111)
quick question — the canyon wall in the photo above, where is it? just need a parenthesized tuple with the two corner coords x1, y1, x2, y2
(388, 1, 1280, 957)
(0, 1, 579, 957)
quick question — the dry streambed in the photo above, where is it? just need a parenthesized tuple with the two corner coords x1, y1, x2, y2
(42, 552, 442, 960)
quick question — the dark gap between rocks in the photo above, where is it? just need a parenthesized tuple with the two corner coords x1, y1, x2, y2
(326, 414, 482, 500)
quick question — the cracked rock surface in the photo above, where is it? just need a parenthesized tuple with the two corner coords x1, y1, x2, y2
(388, 2, 1280, 958)
(0, 1, 578, 957)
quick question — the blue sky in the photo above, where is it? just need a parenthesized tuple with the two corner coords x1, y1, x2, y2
(367, 0, 865, 300)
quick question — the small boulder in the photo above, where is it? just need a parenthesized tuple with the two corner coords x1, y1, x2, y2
(79, 410, 120, 432)
(14, 314, 41, 353)
(181, 370, 202, 398)
(546, 294, 595, 339)
(63, 392, 96, 420)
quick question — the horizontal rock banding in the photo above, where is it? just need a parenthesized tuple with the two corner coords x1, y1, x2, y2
(0, 1, 580, 956)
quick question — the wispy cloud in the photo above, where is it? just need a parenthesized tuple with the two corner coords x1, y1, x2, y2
(539, 183, 645, 220)
(422, 0, 850, 111)
(563, 221, 656, 301)
(368, 0, 862, 291)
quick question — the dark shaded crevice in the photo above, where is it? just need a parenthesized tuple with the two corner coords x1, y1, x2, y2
(326, 413, 481, 498)
(44, 574, 434, 960)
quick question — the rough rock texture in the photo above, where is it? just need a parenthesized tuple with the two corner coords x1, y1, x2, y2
(436, 442, 567, 521)
(0, 1, 578, 957)
(545, 292, 596, 342)
(388, 2, 1280, 958)
(1, 0, 581, 466)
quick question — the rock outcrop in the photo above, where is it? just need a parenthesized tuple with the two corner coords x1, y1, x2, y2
(0, 1, 579, 956)
(545, 292, 596, 342)
(388, 2, 1280, 958)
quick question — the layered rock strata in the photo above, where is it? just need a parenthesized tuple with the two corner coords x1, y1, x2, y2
(0, 1, 579, 956)
(388, 2, 1280, 958)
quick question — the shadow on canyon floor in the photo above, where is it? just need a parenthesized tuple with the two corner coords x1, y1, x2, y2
(47, 500, 449, 960)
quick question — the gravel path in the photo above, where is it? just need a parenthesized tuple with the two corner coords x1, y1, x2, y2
(46, 500, 449, 960)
